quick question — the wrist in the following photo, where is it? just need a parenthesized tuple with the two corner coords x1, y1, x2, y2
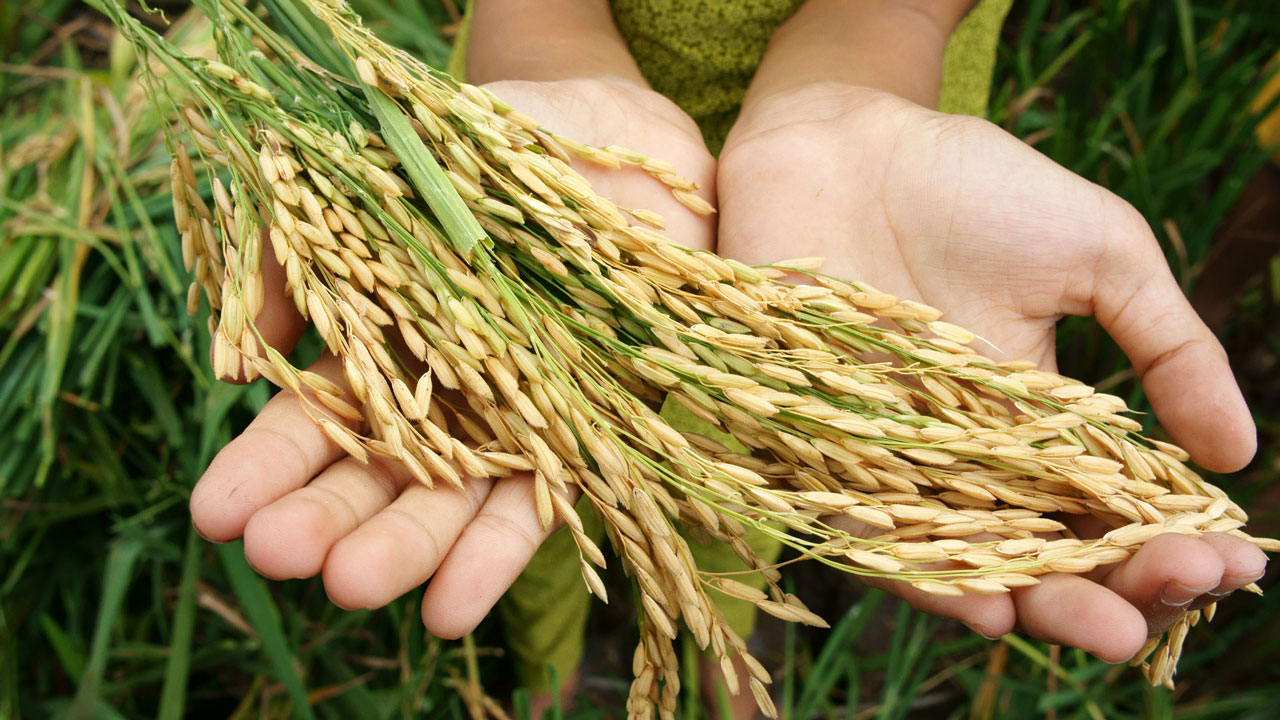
(744, 0, 971, 110)
(467, 0, 646, 86)
(726, 82, 921, 150)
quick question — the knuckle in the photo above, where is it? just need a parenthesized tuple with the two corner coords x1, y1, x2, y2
(1100, 195, 1157, 254)
(472, 512, 542, 555)
(382, 504, 444, 561)
(306, 482, 364, 529)
(249, 423, 316, 475)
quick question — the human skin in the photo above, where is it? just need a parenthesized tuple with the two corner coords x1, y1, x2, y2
(716, 0, 1265, 661)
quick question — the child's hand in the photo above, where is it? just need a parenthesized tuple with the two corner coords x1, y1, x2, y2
(717, 82, 1266, 660)
(189, 77, 715, 638)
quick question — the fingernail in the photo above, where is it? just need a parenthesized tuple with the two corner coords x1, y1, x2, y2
(1161, 580, 1205, 606)
(965, 622, 1002, 640)
(192, 523, 219, 544)
(1225, 572, 1266, 586)
(1208, 573, 1267, 597)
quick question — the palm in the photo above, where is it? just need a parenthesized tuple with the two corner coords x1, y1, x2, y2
(189, 78, 715, 637)
(716, 84, 1265, 660)
(483, 79, 718, 250)
(718, 85, 1253, 461)
(719, 88, 1132, 366)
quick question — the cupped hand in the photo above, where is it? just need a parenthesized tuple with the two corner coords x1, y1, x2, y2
(717, 82, 1266, 661)
(189, 77, 716, 637)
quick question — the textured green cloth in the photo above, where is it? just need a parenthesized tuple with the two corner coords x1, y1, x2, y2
(610, 0, 804, 153)
(939, 0, 1015, 117)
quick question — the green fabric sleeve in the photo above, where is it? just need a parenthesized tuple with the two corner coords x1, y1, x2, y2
(448, 0, 1012, 133)
(938, 0, 1015, 116)
(445, 3, 470, 81)
(498, 500, 601, 693)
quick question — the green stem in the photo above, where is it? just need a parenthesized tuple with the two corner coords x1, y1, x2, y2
(364, 87, 487, 259)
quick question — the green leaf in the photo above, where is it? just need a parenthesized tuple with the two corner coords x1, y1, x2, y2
(157, 527, 201, 720)
(795, 590, 884, 718)
(363, 87, 487, 259)
(65, 537, 146, 720)
(218, 542, 318, 720)
(1173, 0, 1198, 75)
(255, 0, 352, 76)
(41, 613, 86, 681)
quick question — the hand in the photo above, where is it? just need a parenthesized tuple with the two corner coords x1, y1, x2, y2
(716, 83, 1266, 661)
(189, 77, 716, 637)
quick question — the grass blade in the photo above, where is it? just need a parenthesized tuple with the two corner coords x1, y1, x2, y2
(65, 537, 146, 719)
(795, 590, 884, 718)
(157, 526, 201, 720)
(1173, 0, 1198, 74)
(217, 542, 318, 720)
(364, 86, 486, 258)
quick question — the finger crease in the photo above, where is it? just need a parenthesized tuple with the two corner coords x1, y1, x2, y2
(471, 512, 540, 556)
(381, 505, 445, 563)
(252, 424, 320, 478)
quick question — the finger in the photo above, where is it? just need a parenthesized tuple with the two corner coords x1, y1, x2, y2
(1013, 573, 1147, 663)
(860, 574, 1016, 640)
(826, 518, 1018, 638)
(242, 456, 406, 579)
(1088, 215, 1254, 472)
(420, 474, 577, 639)
(212, 232, 307, 384)
(1096, 533, 1224, 636)
(1194, 532, 1267, 595)
(321, 475, 495, 611)
(190, 354, 347, 542)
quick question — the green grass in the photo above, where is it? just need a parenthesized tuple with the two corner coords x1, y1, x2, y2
(993, 1, 1279, 414)
(1, 1, 1277, 719)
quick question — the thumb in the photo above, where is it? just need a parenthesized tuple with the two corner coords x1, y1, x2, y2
(1086, 209, 1255, 472)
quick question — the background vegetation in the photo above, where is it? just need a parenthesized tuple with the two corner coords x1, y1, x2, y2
(1, 1, 1277, 718)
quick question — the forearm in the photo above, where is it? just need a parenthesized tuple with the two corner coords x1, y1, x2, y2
(466, 0, 646, 86)
(743, 0, 976, 109)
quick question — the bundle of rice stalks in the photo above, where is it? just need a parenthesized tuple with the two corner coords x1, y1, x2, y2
(91, 0, 1276, 716)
